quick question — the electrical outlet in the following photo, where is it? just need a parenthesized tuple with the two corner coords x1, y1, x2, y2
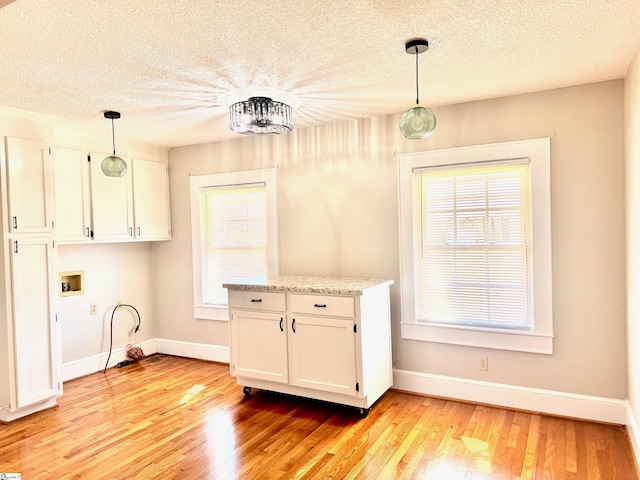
(90, 304, 97, 315)
(479, 356, 489, 371)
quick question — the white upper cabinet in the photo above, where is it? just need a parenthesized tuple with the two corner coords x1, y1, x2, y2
(132, 158, 171, 240)
(54, 152, 170, 244)
(52, 147, 92, 242)
(5, 137, 53, 234)
(89, 152, 134, 242)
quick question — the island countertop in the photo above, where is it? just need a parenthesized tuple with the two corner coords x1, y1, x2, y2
(222, 275, 394, 296)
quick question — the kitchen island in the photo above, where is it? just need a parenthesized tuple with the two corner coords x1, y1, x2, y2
(223, 276, 394, 415)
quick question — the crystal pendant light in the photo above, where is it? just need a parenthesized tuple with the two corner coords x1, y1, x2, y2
(399, 38, 436, 139)
(229, 96, 293, 135)
(101, 111, 128, 177)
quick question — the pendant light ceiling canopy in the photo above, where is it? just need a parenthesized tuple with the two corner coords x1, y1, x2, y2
(101, 110, 128, 177)
(228, 96, 293, 135)
(399, 38, 436, 140)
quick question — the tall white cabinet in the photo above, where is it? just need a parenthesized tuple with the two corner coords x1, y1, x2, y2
(225, 276, 393, 415)
(0, 136, 60, 422)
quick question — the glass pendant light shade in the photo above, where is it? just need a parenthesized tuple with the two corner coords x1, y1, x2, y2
(400, 38, 437, 140)
(101, 154, 127, 177)
(229, 96, 293, 135)
(102, 110, 128, 177)
(399, 105, 436, 139)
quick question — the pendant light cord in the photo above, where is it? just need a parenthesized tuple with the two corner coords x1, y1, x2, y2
(415, 46, 420, 105)
(111, 118, 116, 155)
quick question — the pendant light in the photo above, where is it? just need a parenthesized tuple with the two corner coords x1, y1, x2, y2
(399, 38, 436, 139)
(101, 111, 127, 177)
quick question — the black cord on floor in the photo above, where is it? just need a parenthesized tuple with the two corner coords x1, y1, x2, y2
(103, 304, 141, 373)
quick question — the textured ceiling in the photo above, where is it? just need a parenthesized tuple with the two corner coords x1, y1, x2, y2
(1, 0, 639, 148)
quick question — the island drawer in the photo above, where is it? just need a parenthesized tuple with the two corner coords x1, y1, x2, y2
(228, 290, 286, 312)
(289, 293, 355, 318)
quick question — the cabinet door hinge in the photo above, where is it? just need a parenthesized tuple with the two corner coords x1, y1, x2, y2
(355, 382, 360, 392)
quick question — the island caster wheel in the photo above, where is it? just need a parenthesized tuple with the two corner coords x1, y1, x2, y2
(359, 407, 369, 417)
(243, 386, 252, 396)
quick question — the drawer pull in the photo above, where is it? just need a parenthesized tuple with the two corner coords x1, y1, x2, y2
(250, 299, 262, 303)
(314, 303, 327, 308)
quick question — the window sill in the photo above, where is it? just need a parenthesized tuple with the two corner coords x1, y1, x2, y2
(401, 322, 553, 354)
(194, 305, 229, 321)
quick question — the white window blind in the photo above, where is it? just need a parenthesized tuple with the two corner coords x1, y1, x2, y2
(201, 183, 268, 306)
(413, 160, 532, 330)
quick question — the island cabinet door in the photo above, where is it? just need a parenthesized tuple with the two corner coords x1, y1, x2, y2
(288, 315, 358, 396)
(230, 310, 288, 384)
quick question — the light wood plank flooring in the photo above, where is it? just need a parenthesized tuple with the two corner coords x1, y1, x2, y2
(0, 355, 637, 479)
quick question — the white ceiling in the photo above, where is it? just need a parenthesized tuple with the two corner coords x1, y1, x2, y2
(1, 0, 639, 149)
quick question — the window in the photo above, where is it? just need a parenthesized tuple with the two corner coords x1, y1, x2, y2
(397, 138, 553, 354)
(190, 169, 278, 320)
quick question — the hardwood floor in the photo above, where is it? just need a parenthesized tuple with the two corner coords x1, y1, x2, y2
(0, 355, 637, 479)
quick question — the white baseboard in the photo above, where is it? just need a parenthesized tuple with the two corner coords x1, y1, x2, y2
(62, 339, 158, 381)
(63, 346, 625, 425)
(61, 339, 229, 381)
(0, 397, 58, 422)
(626, 402, 640, 465)
(393, 369, 627, 425)
(154, 338, 230, 363)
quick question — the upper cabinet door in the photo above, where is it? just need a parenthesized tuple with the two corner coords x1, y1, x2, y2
(5, 137, 53, 234)
(132, 158, 171, 241)
(89, 152, 134, 242)
(53, 147, 92, 243)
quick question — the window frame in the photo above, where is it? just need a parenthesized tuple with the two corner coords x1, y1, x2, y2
(189, 168, 279, 321)
(397, 138, 553, 354)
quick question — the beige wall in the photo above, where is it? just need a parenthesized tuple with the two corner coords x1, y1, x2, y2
(157, 80, 627, 398)
(626, 49, 640, 419)
(57, 243, 157, 363)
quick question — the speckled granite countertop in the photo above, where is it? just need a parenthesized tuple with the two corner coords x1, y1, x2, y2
(222, 275, 394, 296)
